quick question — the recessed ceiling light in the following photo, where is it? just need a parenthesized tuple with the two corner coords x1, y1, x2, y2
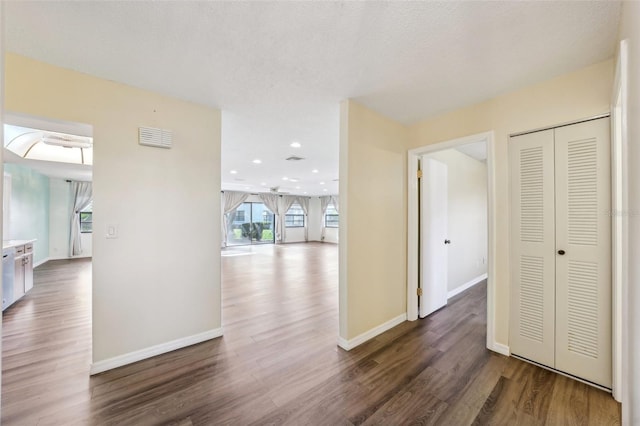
(323, 188, 328, 192)
(289, 178, 298, 183)
(282, 177, 289, 181)
(230, 170, 238, 174)
(303, 192, 308, 194)
(245, 186, 251, 190)
(295, 186, 301, 189)
(319, 181, 325, 185)
(312, 169, 319, 173)
(252, 159, 262, 164)
(290, 141, 301, 148)
(260, 182, 267, 186)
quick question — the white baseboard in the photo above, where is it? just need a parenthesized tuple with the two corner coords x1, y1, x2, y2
(447, 273, 488, 299)
(488, 341, 510, 356)
(48, 255, 92, 261)
(337, 313, 407, 351)
(90, 327, 223, 375)
(33, 257, 50, 268)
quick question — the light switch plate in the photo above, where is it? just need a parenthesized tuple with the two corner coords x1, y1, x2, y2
(106, 224, 118, 239)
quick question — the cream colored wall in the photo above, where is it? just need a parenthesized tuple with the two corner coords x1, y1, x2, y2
(5, 54, 221, 364)
(619, 2, 640, 423)
(409, 59, 614, 346)
(340, 100, 408, 340)
(425, 149, 487, 292)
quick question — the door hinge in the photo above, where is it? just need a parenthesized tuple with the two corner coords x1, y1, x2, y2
(417, 288, 423, 296)
(417, 170, 423, 179)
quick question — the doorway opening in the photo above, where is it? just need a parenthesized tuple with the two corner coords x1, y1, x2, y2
(407, 131, 500, 354)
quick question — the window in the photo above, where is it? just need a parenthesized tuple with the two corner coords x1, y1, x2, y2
(80, 202, 93, 233)
(235, 210, 245, 222)
(325, 203, 339, 228)
(285, 203, 305, 227)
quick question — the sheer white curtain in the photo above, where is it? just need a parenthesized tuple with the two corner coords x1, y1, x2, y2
(296, 196, 310, 242)
(221, 191, 249, 247)
(331, 195, 339, 214)
(277, 195, 297, 243)
(320, 195, 332, 242)
(259, 193, 280, 242)
(69, 181, 92, 256)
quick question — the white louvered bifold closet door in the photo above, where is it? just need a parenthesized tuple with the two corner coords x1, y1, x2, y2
(554, 118, 611, 388)
(509, 129, 557, 368)
(510, 117, 611, 389)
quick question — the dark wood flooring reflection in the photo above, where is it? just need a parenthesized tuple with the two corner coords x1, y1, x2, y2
(2, 243, 621, 425)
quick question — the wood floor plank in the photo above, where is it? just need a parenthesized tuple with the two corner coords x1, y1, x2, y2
(1, 244, 621, 425)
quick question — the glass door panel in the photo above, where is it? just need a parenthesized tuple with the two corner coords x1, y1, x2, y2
(226, 202, 275, 246)
(227, 202, 251, 246)
(252, 203, 275, 244)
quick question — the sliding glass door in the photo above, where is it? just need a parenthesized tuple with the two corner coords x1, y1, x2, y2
(227, 202, 275, 246)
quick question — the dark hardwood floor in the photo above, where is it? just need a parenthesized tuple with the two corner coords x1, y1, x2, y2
(2, 243, 621, 425)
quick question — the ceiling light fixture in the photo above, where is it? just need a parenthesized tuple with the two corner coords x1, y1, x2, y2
(295, 186, 301, 189)
(260, 182, 267, 186)
(319, 181, 325, 185)
(282, 177, 289, 181)
(230, 170, 238, 174)
(42, 134, 92, 149)
(289, 178, 298, 183)
(323, 188, 328, 192)
(312, 169, 319, 173)
(290, 141, 301, 148)
(252, 159, 262, 164)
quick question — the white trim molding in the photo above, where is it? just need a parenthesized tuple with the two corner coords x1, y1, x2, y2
(90, 327, 223, 375)
(611, 38, 629, 405)
(448, 273, 488, 299)
(489, 342, 510, 357)
(337, 313, 406, 351)
(33, 257, 50, 268)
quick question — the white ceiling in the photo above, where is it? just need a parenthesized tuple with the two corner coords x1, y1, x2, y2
(455, 142, 487, 163)
(4, 1, 621, 195)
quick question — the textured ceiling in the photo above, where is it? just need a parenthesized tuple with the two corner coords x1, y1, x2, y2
(4, 1, 621, 195)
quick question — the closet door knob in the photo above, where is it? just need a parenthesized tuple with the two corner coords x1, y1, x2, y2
(557, 250, 566, 255)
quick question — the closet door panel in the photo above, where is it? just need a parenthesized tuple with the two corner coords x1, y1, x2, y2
(554, 118, 611, 388)
(509, 129, 556, 368)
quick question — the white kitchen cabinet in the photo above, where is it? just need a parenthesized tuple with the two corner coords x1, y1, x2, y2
(2, 240, 36, 310)
(23, 243, 34, 293)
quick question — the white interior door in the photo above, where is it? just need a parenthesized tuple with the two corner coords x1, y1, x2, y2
(419, 157, 448, 318)
(509, 129, 557, 368)
(554, 118, 611, 388)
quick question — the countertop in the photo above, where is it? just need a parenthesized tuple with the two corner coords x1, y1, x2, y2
(3, 239, 37, 250)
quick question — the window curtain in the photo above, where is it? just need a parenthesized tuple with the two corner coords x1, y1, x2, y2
(296, 196, 310, 242)
(69, 181, 93, 257)
(320, 195, 332, 242)
(277, 195, 297, 243)
(331, 195, 340, 214)
(221, 191, 249, 247)
(259, 193, 280, 242)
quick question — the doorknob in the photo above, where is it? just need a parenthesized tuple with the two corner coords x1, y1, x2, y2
(444, 239, 451, 244)
(557, 250, 566, 255)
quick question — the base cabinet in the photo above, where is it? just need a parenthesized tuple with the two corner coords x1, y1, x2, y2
(3, 242, 35, 310)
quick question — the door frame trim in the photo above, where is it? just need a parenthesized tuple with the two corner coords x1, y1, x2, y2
(406, 131, 501, 354)
(611, 39, 628, 404)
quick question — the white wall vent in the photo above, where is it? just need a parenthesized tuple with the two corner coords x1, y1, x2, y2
(139, 127, 172, 149)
